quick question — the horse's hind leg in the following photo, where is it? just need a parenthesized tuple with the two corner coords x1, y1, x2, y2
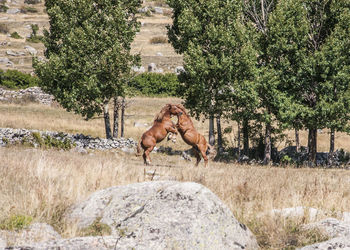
(143, 146, 155, 165)
(193, 148, 201, 167)
(198, 145, 209, 167)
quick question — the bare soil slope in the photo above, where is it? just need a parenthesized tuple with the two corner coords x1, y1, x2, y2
(0, 0, 182, 73)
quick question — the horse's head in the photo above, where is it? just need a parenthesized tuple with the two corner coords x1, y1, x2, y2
(169, 104, 183, 116)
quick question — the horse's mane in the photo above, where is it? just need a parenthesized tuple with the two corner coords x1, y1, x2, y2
(154, 104, 171, 122)
(176, 104, 194, 126)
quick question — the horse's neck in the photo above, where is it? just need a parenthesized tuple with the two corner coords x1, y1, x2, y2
(178, 115, 193, 130)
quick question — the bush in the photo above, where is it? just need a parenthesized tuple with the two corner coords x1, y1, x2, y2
(0, 214, 33, 230)
(24, 0, 41, 4)
(128, 73, 181, 97)
(0, 69, 40, 89)
(10, 31, 22, 39)
(21, 6, 38, 13)
(0, 23, 9, 34)
(0, 4, 8, 13)
(150, 36, 168, 44)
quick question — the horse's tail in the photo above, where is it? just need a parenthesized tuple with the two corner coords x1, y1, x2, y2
(136, 140, 142, 156)
(206, 144, 217, 160)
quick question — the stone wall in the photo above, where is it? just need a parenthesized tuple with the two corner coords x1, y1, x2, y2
(0, 128, 137, 152)
(0, 87, 54, 105)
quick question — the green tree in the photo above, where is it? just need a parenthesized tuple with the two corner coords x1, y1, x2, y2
(34, 0, 141, 138)
(167, 0, 259, 155)
(265, 0, 350, 164)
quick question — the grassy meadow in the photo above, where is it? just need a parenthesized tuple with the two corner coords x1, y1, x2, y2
(1, 98, 350, 248)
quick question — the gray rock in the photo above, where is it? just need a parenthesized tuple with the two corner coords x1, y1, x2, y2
(0, 238, 6, 248)
(66, 181, 258, 250)
(24, 45, 37, 56)
(156, 52, 163, 56)
(148, 63, 158, 72)
(154, 7, 163, 14)
(298, 236, 350, 250)
(175, 66, 185, 75)
(6, 8, 20, 14)
(302, 218, 350, 238)
(131, 66, 146, 73)
(0, 223, 61, 246)
(269, 206, 324, 222)
(0, 57, 10, 64)
(133, 122, 149, 128)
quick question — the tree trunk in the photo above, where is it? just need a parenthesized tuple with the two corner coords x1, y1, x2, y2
(121, 97, 126, 138)
(103, 100, 112, 139)
(329, 128, 335, 154)
(328, 128, 335, 165)
(295, 129, 300, 153)
(263, 122, 271, 165)
(243, 118, 249, 156)
(308, 128, 317, 164)
(216, 115, 223, 154)
(237, 121, 241, 158)
(209, 115, 215, 146)
(113, 97, 119, 138)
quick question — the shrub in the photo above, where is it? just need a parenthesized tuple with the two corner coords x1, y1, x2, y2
(150, 36, 168, 44)
(26, 24, 43, 43)
(10, 31, 22, 39)
(21, 6, 38, 13)
(0, 69, 40, 89)
(24, 0, 41, 4)
(0, 23, 9, 34)
(0, 4, 8, 13)
(128, 72, 181, 97)
(0, 214, 33, 230)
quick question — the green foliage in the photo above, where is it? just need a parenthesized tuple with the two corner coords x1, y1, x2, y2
(21, 6, 38, 13)
(26, 24, 43, 43)
(2, 137, 9, 144)
(167, 0, 259, 120)
(128, 73, 180, 96)
(32, 132, 75, 150)
(0, 69, 39, 89)
(0, 4, 8, 13)
(10, 31, 22, 39)
(34, 0, 142, 120)
(150, 36, 168, 44)
(80, 218, 111, 236)
(24, 0, 41, 4)
(0, 215, 33, 230)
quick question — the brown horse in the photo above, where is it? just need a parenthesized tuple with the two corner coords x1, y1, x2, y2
(136, 104, 182, 165)
(174, 104, 216, 167)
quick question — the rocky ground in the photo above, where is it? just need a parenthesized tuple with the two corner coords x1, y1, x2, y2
(0, 0, 183, 73)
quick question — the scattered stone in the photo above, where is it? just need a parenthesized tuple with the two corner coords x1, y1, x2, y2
(154, 7, 163, 14)
(6, 50, 25, 56)
(175, 66, 185, 75)
(131, 66, 145, 73)
(156, 52, 163, 56)
(66, 181, 258, 249)
(0, 238, 6, 248)
(302, 218, 350, 238)
(133, 122, 149, 128)
(6, 8, 20, 14)
(269, 206, 324, 222)
(148, 63, 157, 72)
(0, 57, 10, 64)
(0, 87, 54, 105)
(298, 236, 350, 250)
(24, 45, 37, 56)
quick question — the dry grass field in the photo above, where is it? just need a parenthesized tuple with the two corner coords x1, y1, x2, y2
(1, 98, 350, 249)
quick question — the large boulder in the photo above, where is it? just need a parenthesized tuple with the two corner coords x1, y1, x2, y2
(301, 218, 350, 238)
(66, 181, 258, 250)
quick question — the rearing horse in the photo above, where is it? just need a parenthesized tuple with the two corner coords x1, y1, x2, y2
(174, 104, 216, 167)
(136, 104, 182, 165)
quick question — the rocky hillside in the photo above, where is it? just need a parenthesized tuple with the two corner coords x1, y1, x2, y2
(0, 0, 183, 74)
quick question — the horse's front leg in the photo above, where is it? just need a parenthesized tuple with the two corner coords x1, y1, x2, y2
(167, 123, 178, 143)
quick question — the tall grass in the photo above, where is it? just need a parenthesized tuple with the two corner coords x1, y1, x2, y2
(1, 98, 350, 248)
